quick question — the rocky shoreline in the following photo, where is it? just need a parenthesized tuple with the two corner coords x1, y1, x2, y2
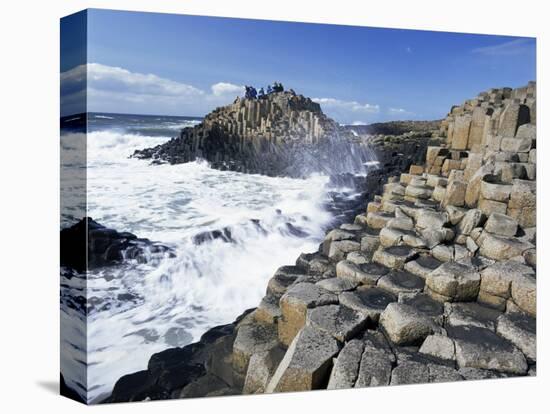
(106, 81, 536, 402)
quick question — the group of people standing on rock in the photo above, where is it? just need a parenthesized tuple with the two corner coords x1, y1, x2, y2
(244, 82, 286, 99)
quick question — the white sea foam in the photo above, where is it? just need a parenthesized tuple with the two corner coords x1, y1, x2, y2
(62, 129, 341, 401)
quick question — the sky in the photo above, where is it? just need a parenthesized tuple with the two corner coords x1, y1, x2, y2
(61, 9, 536, 123)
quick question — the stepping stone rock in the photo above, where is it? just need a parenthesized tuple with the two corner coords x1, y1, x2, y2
(419, 334, 456, 361)
(366, 212, 394, 229)
(254, 294, 282, 324)
(327, 339, 364, 389)
(444, 302, 502, 331)
(480, 260, 535, 299)
(458, 209, 484, 235)
(398, 292, 444, 320)
(336, 260, 389, 286)
(511, 273, 536, 317)
(316, 277, 358, 293)
(428, 364, 464, 383)
(419, 227, 452, 249)
(328, 240, 361, 262)
(267, 266, 304, 297)
(339, 287, 396, 322)
(445, 205, 466, 225)
(458, 367, 507, 380)
(477, 231, 534, 261)
(431, 244, 454, 262)
(449, 325, 528, 374)
(402, 232, 427, 248)
(387, 216, 414, 231)
(340, 223, 363, 231)
(377, 270, 425, 295)
(360, 232, 381, 255)
(416, 210, 449, 229)
(380, 303, 435, 345)
(355, 341, 393, 387)
(307, 305, 368, 342)
(390, 361, 430, 385)
(480, 179, 512, 203)
(405, 185, 433, 200)
(496, 312, 536, 362)
(243, 345, 286, 394)
(295, 252, 329, 273)
(405, 256, 442, 279)
(373, 245, 417, 269)
(346, 251, 370, 265)
(278, 283, 338, 346)
(233, 322, 279, 377)
(425, 261, 480, 302)
(484, 213, 518, 237)
(379, 227, 406, 247)
(266, 326, 341, 393)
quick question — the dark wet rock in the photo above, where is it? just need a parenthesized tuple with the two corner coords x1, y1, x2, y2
(60, 373, 85, 404)
(61, 217, 173, 272)
(106, 311, 252, 402)
(192, 227, 233, 244)
(444, 302, 502, 331)
(179, 374, 233, 398)
(339, 287, 397, 322)
(306, 304, 368, 342)
(377, 270, 425, 295)
(336, 260, 389, 286)
(404, 255, 442, 278)
(398, 292, 444, 319)
(373, 245, 418, 269)
(448, 325, 528, 374)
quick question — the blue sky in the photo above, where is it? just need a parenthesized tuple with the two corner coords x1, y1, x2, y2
(61, 9, 536, 122)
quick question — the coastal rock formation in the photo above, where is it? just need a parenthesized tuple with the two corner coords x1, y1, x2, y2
(133, 90, 370, 177)
(108, 82, 536, 402)
(60, 217, 174, 272)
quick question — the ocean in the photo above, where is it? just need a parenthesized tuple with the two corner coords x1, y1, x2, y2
(60, 112, 372, 402)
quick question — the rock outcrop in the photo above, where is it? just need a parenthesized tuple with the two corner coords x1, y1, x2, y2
(108, 82, 536, 402)
(60, 217, 174, 272)
(133, 90, 372, 177)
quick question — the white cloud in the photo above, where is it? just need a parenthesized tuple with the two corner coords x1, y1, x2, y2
(211, 82, 243, 97)
(61, 63, 247, 116)
(472, 38, 534, 56)
(87, 63, 204, 97)
(389, 107, 413, 115)
(313, 97, 380, 113)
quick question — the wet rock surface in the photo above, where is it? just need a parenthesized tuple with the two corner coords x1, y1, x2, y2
(61, 217, 174, 272)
